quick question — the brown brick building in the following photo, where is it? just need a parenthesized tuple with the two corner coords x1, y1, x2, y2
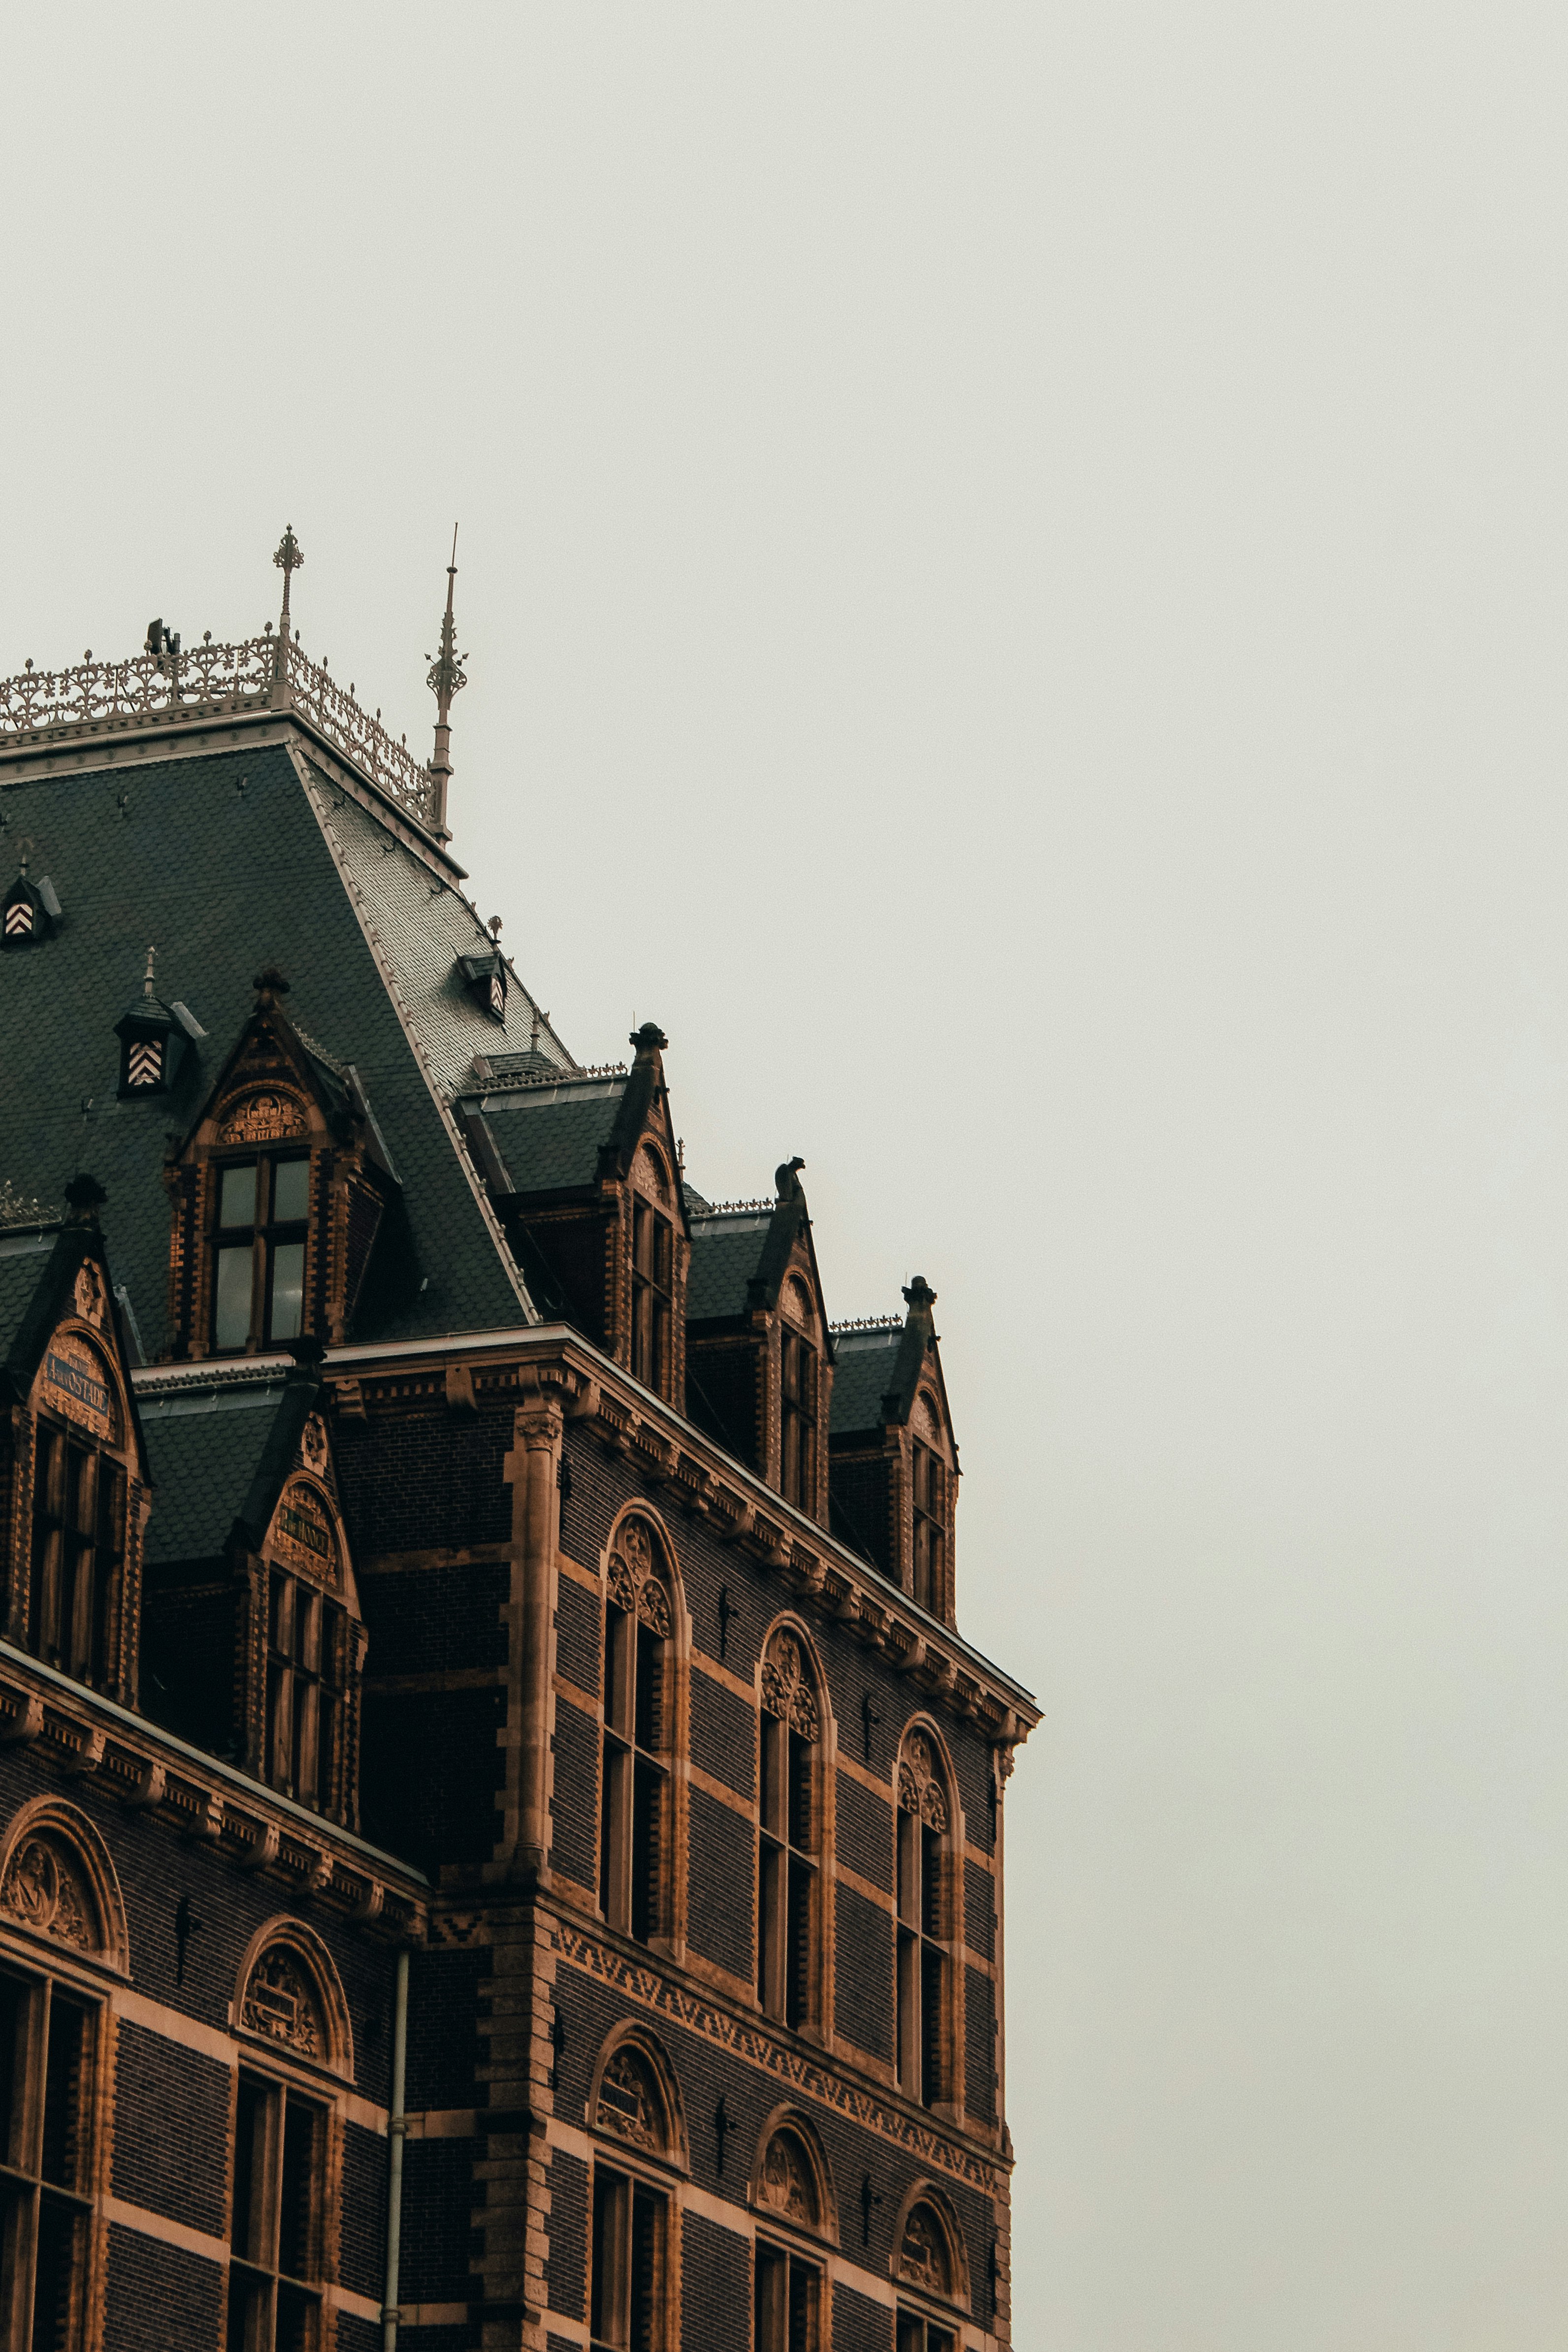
(0, 540, 1038, 2352)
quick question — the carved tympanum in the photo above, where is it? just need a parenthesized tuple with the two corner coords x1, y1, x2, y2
(758, 2129, 817, 2226)
(760, 1631, 819, 1742)
(897, 1733, 948, 1831)
(0, 1835, 95, 1952)
(242, 1947, 324, 2058)
(607, 1517, 672, 1638)
(898, 2202, 951, 2297)
(220, 1090, 306, 1146)
(596, 2047, 660, 2151)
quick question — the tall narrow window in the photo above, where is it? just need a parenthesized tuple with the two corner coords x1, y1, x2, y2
(226, 2071, 327, 2352)
(758, 1632, 820, 2030)
(780, 1325, 817, 1513)
(213, 1155, 311, 1353)
(630, 1197, 673, 1395)
(911, 1440, 944, 1614)
(264, 1575, 346, 1814)
(590, 2166, 665, 2352)
(28, 1424, 124, 1692)
(755, 2244, 821, 2352)
(895, 2316, 955, 2352)
(599, 1523, 672, 1944)
(0, 1967, 94, 2352)
(896, 1736, 953, 2109)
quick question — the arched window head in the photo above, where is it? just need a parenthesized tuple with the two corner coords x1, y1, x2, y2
(898, 2202, 954, 2299)
(630, 1144, 675, 1395)
(779, 1279, 818, 1514)
(1, 1833, 97, 1956)
(910, 1391, 948, 1616)
(757, 2127, 820, 2230)
(590, 2032, 681, 2352)
(241, 1943, 327, 2062)
(601, 1518, 675, 1944)
(896, 1731, 955, 2109)
(759, 1629, 822, 2029)
(595, 2045, 667, 2156)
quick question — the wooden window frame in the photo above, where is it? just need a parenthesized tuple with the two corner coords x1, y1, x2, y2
(757, 1710, 817, 2031)
(211, 1154, 312, 1356)
(896, 1794, 954, 2109)
(779, 1329, 817, 1515)
(896, 2313, 957, 2352)
(589, 2158, 668, 2352)
(754, 2238, 822, 2352)
(629, 1196, 673, 1398)
(225, 2064, 330, 2352)
(0, 1962, 97, 2352)
(599, 1594, 671, 1945)
(264, 1573, 347, 1816)
(911, 1440, 945, 1615)
(27, 1416, 126, 1695)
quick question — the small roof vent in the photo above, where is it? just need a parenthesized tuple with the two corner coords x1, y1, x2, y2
(1, 850, 62, 949)
(113, 948, 204, 1099)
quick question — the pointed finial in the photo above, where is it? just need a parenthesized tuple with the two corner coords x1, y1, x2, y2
(530, 1002, 542, 1054)
(488, 914, 502, 939)
(425, 525, 467, 837)
(273, 525, 304, 632)
(253, 963, 290, 1009)
(142, 945, 157, 1000)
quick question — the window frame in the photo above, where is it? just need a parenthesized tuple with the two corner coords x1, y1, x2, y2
(757, 1708, 818, 2032)
(225, 2062, 331, 2352)
(629, 1194, 674, 1397)
(27, 1414, 126, 1696)
(589, 2157, 669, 2352)
(263, 1570, 348, 1816)
(0, 1960, 98, 2352)
(210, 1152, 313, 1355)
(895, 1744, 956, 2112)
(753, 2236, 823, 2352)
(911, 1437, 945, 1615)
(779, 1324, 817, 1515)
(599, 1583, 672, 1945)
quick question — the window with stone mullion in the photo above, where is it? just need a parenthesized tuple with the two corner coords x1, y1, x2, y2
(264, 1574, 345, 1815)
(27, 1424, 124, 1691)
(629, 1199, 672, 1396)
(0, 1967, 94, 2352)
(590, 2165, 664, 2352)
(759, 1710, 816, 2029)
(911, 1441, 944, 1613)
(755, 2242, 821, 2352)
(779, 1330, 816, 1512)
(599, 1600, 669, 1943)
(896, 1809, 950, 2107)
(226, 2072, 325, 2352)
(213, 1155, 311, 1354)
(896, 2316, 956, 2352)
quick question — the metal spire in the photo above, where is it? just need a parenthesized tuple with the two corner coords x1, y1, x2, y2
(425, 524, 466, 837)
(142, 945, 157, 1001)
(274, 526, 304, 638)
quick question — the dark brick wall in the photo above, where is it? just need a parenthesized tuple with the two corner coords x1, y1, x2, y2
(407, 1946, 485, 2112)
(951, 1719, 996, 1856)
(336, 2319, 382, 2352)
(544, 2146, 588, 2322)
(556, 1573, 600, 1697)
(686, 1787, 753, 1982)
(102, 2222, 224, 2352)
(833, 2277, 894, 2352)
(689, 1666, 754, 1799)
(837, 1771, 892, 1890)
(360, 1560, 509, 1678)
(110, 2021, 229, 2236)
(964, 1859, 995, 1959)
(336, 1401, 514, 1555)
(966, 1967, 998, 2125)
(551, 1696, 600, 1893)
(399, 2136, 477, 2306)
(681, 2208, 751, 2351)
(340, 2118, 389, 2300)
(360, 1684, 505, 1868)
(833, 1883, 892, 2063)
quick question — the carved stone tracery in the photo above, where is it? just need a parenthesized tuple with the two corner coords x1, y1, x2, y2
(242, 1946, 324, 2058)
(898, 2202, 951, 2297)
(897, 1732, 948, 1831)
(758, 2128, 817, 2225)
(595, 2046, 660, 2151)
(0, 1835, 95, 1952)
(760, 1630, 819, 1742)
(607, 1517, 672, 1637)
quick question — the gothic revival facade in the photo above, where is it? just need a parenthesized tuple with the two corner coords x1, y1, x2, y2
(0, 541, 1038, 2352)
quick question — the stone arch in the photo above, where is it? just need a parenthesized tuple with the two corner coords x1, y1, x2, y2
(896, 1715, 956, 1835)
(749, 2104, 837, 2243)
(757, 1615, 828, 1742)
(603, 1504, 683, 1641)
(890, 2179, 970, 2310)
(588, 2021, 687, 2168)
(0, 1797, 128, 1972)
(232, 1917, 354, 2081)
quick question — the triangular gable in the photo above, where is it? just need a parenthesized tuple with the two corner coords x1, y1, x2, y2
(0, 1187, 150, 1490)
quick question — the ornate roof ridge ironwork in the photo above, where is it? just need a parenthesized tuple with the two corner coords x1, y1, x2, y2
(691, 1198, 776, 1219)
(131, 1357, 295, 1394)
(0, 629, 442, 833)
(828, 1315, 905, 1334)
(468, 1059, 623, 1094)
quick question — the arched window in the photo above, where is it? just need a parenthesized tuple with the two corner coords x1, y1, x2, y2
(229, 1935, 344, 2352)
(758, 1627, 822, 2030)
(910, 1392, 947, 1615)
(262, 1465, 353, 1818)
(600, 1518, 674, 1944)
(895, 2196, 964, 2352)
(589, 2036, 680, 2352)
(26, 1266, 136, 1698)
(752, 2118, 832, 2352)
(895, 1729, 956, 2109)
(779, 1279, 818, 1513)
(630, 1145, 675, 1395)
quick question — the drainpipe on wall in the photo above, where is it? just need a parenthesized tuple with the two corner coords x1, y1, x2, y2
(381, 1948, 410, 2352)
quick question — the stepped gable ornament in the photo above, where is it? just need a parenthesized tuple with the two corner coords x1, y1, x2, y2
(898, 2203, 949, 2297)
(242, 1945, 323, 2058)
(608, 1517, 671, 1637)
(897, 1732, 948, 1832)
(0, 1835, 94, 1952)
(758, 2129, 817, 2225)
(761, 1630, 819, 1742)
(596, 2047, 659, 2150)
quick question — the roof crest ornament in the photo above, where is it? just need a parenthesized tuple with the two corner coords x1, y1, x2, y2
(142, 945, 157, 1001)
(425, 524, 466, 840)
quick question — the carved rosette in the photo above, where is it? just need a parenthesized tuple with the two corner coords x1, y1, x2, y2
(607, 1517, 672, 1637)
(0, 1836, 94, 1952)
(596, 2047, 659, 2150)
(242, 1947, 324, 2058)
(898, 2203, 950, 2296)
(758, 2130, 817, 2225)
(897, 1733, 948, 1831)
(760, 1631, 819, 1742)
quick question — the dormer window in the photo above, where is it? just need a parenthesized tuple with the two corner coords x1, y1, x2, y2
(1, 869, 59, 950)
(456, 949, 508, 1023)
(126, 1035, 163, 1089)
(214, 1154, 311, 1351)
(780, 1280, 818, 1514)
(912, 1437, 944, 1613)
(631, 1195, 673, 1393)
(114, 949, 204, 1098)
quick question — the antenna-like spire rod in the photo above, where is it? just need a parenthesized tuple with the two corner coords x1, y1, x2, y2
(271, 525, 304, 710)
(142, 945, 157, 1000)
(426, 523, 467, 839)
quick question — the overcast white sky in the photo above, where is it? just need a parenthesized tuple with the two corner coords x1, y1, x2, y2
(6, 7, 1568, 2344)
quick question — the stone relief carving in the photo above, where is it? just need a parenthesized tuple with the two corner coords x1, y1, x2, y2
(220, 1090, 306, 1146)
(760, 1631, 819, 1742)
(758, 2129, 817, 2225)
(242, 1947, 324, 2058)
(897, 1733, 948, 1832)
(596, 2047, 660, 2151)
(898, 2203, 951, 2297)
(72, 1261, 107, 1328)
(607, 1517, 672, 1637)
(0, 1835, 94, 1952)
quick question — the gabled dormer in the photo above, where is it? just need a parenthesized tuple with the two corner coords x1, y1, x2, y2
(113, 948, 207, 1098)
(1, 857, 61, 950)
(686, 1157, 835, 1525)
(0, 1175, 151, 1704)
(140, 1354, 367, 1826)
(828, 1276, 960, 1624)
(455, 1020, 690, 1407)
(161, 965, 400, 1360)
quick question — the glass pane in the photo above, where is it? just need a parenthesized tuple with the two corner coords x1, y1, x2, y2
(230, 2077, 264, 2256)
(0, 1977, 30, 2171)
(629, 2187, 661, 2352)
(276, 2280, 318, 2352)
(216, 1247, 253, 1350)
(39, 2003, 84, 2190)
(277, 2098, 319, 2282)
(225, 2267, 269, 2352)
(32, 2194, 81, 2352)
(270, 1159, 310, 1223)
(219, 1163, 258, 1230)
(268, 1242, 305, 1342)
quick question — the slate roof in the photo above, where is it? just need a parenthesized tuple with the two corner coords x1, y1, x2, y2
(138, 1375, 292, 1566)
(0, 1232, 55, 1360)
(686, 1214, 771, 1323)
(828, 1328, 904, 1436)
(459, 1077, 628, 1196)
(0, 742, 553, 1351)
